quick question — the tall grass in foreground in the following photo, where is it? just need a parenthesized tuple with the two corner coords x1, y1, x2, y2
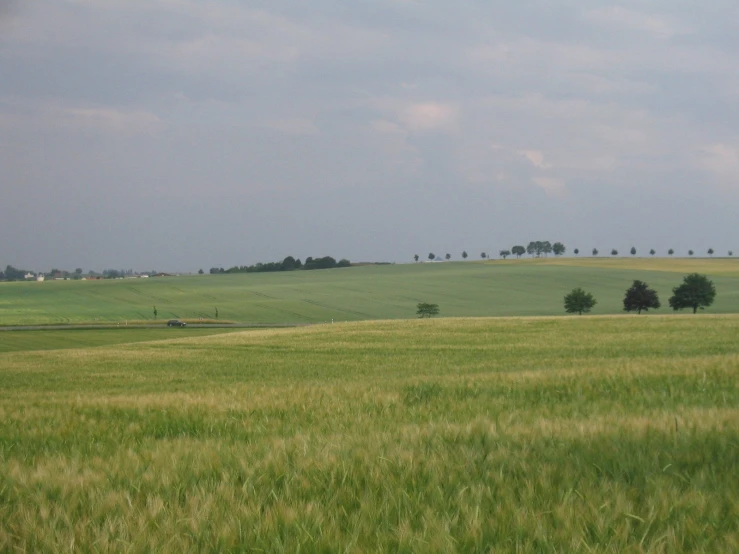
(1, 316, 738, 552)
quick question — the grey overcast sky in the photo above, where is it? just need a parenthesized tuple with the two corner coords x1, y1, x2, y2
(1, 1, 738, 272)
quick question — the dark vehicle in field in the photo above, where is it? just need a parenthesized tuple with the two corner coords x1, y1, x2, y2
(167, 320, 187, 327)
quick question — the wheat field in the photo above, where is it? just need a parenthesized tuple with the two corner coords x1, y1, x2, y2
(1, 316, 737, 552)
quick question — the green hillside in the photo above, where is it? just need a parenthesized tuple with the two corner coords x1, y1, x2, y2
(1, 258, 738, 325)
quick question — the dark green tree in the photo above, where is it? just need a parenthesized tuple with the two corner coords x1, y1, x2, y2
(668, 249, 674, 256)
(215, 307, 219, 319)
(611, 249, 618, 256)
(198, 269, 204, 274)
(480, 252, 487, 259)
(649, 249, 656, 256)
(668, 274, 716, 314)
(623, 280, 661, 314)
(499, 250, 511, 259)
(428, 253, 435, 260)
(707, 248, 714, 256)
(445, 253, 451, 260)
(574, 248, 579, 255)
(630, 246, 637, 256)
(416, 302, 440, 318)
(592, 248, 599, 256)
(511, 245, 525, 258)
(730, 251, 734, 256)
(688, 250, 694, 256)
(462, 251, 468, 259)
(552, 242, 566, 256)
(414, 254, 419, 262)
(564, 288, 597, 315)
(153, 306, 158, 320)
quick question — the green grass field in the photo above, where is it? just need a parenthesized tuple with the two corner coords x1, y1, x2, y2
(1, 316, 737, 552)
(0, 328, 244, 354)
(1, 258, 738, 325)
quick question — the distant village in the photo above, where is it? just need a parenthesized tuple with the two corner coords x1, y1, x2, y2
(1, 265, 174, 282)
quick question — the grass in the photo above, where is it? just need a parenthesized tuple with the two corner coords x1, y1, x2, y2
(1, 315, 737, 552)
(0, 328, 244, 354)
(1, 258, 739, 325)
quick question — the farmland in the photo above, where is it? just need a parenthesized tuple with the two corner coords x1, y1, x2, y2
(1, 316, 738, 552)
(1, 258, 738, 326)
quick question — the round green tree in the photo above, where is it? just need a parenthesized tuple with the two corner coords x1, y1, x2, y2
(668, 273, 716, 314)
(623, 280, 661, 314)
(564, 288, 597, 315)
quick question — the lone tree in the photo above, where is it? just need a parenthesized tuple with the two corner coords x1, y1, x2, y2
(414, 254, 419, 262)
(153, 306, 158, 319)
(630, 246, 637, 256)
(445, 253, 451, 260)
(499, 250, 511, 259)
(428, 252, 435, 260)
(688, 250, 694, 256)
(215, 307, 219, 319)
(650, 249, 656, 256)
(553, 242, 566, 256)
(623, 280, 661, 314)
(611, 249, 619, 256)
(730, 251, 734, 256)
(592, 248, 599, 256)
(416, 302, 440, 318)
(481, 252, 487, 259)
(462, 251, 468, 259)
(707, 248, 714, 256)
(668, 248, 674, 256)
(668, 273, 716, 314)
(564, 288, 597, 315)
(512, 245, 526, 258)
(574, 248, 579, 255)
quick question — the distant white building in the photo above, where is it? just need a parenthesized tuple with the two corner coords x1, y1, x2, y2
(36, 275, 45, 282)
(24, 273, 35, 280)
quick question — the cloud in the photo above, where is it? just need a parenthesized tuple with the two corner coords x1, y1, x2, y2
(519, 150, 551, 169)
(533, 177, 567, 197)
(264, 118, 320, 136)
(583, 7, 689, 39)
(399, 102, 458, 132)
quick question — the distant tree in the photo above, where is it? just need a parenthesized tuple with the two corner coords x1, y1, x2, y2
(428, 253, 435, 261)
(611, 249, 618, 256)
(282, 256, 297, 271)
(564, 287, 597, 315)
(574, 248, 579, 255)
(688, 250, 694, 256)
(707, 248, 714, 256)
(414, 254, 419, 262)
(630, 247, 637, 256)
(445, 253, 451, 260)
(592, 248, 599, 256)
(481, 252, 487, 259)
(623, 280, 661, 314)
(153, 306, 158, 320)
(215, 307, 219, 319)
(74, 268, 83, 276)
(499, 250, 511, 260)
(730, 251, 734, 256)
(542, 241, 553, 256)
(669, 274, 716, 314)
(668, 249, 674, 256)
(337, 259, 351, 267)
(416, 302, 440, 318)
(511, 245, 526, 258)
(526, 242, 537, 257)
(198, 269, 204, 275)
(462, 251, 468, 259)
(526, 241, 552, 257)
(553, 242, 566, 256)
(649, 249, 656, 256)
